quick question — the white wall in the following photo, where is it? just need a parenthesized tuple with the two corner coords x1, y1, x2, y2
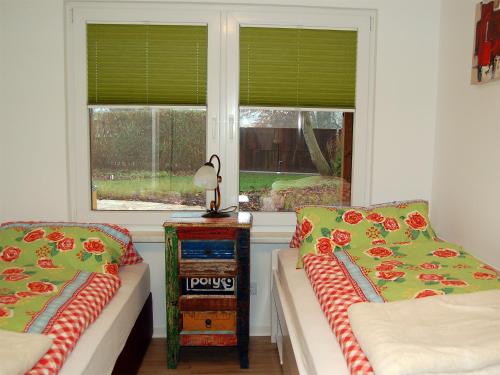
(0, 0, 68, 221)
(432, 0, 500, 269)
(0, 0, 442, 335)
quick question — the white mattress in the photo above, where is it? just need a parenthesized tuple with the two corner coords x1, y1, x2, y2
(276, 249, 349, 375)
(59, 262, 150, 375)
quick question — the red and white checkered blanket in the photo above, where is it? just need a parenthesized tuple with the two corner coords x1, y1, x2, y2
(27, 273, 121, 375)
(303, 253, 373, 375)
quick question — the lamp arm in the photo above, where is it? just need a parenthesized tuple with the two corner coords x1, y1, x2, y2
(215, 185, 221, 210)
(208, 154, 221, 176)
(208, 154, 222, 212)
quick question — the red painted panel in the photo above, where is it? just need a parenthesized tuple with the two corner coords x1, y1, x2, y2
(179, 295, 237, 311)
(177, 227, 237, 240)
(180, 334, 237, 346)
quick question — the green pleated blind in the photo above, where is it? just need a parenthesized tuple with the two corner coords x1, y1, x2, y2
(87, 24, 207, 105)
(240, 27, 357, 108)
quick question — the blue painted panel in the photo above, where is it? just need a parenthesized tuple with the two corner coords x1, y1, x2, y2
(181, 240, 235, 259)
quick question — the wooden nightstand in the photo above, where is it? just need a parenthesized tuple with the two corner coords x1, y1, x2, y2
(164, 212, 252, 369)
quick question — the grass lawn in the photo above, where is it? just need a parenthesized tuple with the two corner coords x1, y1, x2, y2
(94, 170, 312, 201)
(239, 172, 312, 192)
(95, 173, 202, 201)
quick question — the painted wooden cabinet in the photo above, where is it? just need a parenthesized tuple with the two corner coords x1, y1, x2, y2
(164, 212, 252, 369)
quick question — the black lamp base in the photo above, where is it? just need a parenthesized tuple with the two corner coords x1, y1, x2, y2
(202, 210, 231, 218)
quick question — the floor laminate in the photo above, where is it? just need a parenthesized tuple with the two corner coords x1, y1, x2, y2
(138, 336, 283, 375)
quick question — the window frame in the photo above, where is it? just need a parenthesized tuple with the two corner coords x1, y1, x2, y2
(224, 8, 376, 228)
(66, 2, 376, 230)
(66, 3, 221, 225)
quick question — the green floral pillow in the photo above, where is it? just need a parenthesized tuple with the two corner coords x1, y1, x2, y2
(296, 201, 437, 267)
(0, 222, 132, 275)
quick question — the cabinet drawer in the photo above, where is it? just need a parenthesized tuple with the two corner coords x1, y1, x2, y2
(181, 240, 235, 259)
(182, 311, 236, 332)
(180, 295, 237, 311)
(179, 260, 237, 277)
(177, 227, 237, 240)
(182, 277, 235, 295)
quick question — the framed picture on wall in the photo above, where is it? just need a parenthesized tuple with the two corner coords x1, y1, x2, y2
(472, 0, 500, 84)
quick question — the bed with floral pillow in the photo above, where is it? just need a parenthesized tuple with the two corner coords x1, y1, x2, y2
(0, 222, 143, 375)
(292, 201, 500, 375)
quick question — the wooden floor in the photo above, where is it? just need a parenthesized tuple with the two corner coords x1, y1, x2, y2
(138, 336, 283, 375)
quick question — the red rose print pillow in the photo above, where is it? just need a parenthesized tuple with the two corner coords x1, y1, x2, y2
(0, 222, 142, 276)
(294, 201, 437, 268)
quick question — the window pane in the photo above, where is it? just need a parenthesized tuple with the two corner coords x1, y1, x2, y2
(90, 107, 206, 210)
(239, 108, 352, 212)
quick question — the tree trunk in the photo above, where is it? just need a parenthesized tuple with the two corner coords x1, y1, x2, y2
(302, 112, 333, 176)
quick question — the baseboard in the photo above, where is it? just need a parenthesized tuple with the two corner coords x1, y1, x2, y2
(153, 326, 166, 338)
(250, 325, 271, 336)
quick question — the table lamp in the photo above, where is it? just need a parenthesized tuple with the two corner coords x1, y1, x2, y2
(193, 154, 230, 218)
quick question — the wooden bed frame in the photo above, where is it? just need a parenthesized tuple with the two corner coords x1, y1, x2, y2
(112, 293, 153, 375)
(270, 250, 302, 375)
(270, 249, 350, 375)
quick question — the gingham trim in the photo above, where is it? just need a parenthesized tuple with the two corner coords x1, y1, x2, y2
(289, 222, 302, 248)
(26, 273, 121, 375)
(120, 242, 143, 265)
(303, 253, 374, 375)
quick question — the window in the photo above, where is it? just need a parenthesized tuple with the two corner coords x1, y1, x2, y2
(67, 4, 374, 227)
(239, 108, 353, 212)
(87, 24, 208, 211)
(238, 27, 356, 212)
(89, 107, 206, 211)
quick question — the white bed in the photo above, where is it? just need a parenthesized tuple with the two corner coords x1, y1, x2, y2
(271, 248, 348, 375)
(59, 262, 151, 375)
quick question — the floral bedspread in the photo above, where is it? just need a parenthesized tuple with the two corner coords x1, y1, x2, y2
(0, 263, 121, 374)
(302, 241, 500, 375)
(336, 240, 500, 302)
(0, 229, 122, 374)
(0, 265, 119, 332)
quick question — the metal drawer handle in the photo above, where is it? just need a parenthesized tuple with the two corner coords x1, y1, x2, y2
(205, 319, 212, 328)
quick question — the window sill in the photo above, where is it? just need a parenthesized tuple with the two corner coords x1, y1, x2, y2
(128, 226, 165, 243)
(128, 225, 293, 244)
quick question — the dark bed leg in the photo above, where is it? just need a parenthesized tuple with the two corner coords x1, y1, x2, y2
(112, 293, 153, 375)
(237, 229, 250, 369)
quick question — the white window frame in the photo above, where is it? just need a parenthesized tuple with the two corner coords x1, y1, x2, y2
(66, 2, 376, 231)
(66, 3, 221, 226)
(224, 8, 376, 229)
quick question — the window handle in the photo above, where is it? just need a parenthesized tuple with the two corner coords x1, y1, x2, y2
(229, 114, 235, 140)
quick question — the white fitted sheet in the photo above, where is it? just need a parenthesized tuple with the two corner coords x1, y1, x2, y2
(276, 249, 348, 375)
(59, 262, 150, 375)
